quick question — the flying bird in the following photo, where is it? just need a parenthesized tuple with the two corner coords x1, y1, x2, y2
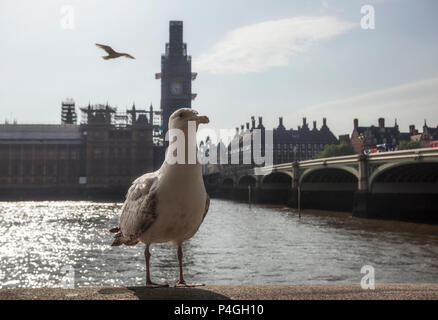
(95, 43, 135, 60)
(110, 108, 210, 288)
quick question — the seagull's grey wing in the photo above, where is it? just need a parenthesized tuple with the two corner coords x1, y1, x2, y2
(111, 172, 159, 246)
(201, 195, 210, 223)
(95, 43, 116, 55)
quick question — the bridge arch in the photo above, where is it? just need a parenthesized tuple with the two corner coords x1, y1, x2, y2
(298, 166, 358, 212)
(299, 166, 359, 186)
(259, 172, 292, 204)
(369, 160, 438, 193)
(261, 172, 292, 186)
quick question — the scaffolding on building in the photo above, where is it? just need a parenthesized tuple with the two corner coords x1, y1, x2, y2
(61, 98, 77, 124)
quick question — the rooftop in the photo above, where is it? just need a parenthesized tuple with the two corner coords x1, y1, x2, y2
(0, 124, 82, 144)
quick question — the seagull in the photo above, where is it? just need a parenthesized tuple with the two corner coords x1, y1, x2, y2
(95, 43, 135, 60)
(110, 108, 210, 288)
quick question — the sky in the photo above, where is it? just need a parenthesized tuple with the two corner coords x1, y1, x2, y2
(1, 0, 437, 138)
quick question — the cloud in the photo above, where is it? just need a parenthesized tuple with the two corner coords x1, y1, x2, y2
(194, 16, 356, 74)
(293, 77, 438, 136)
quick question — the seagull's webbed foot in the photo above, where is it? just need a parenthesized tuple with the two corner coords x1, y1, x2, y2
(175, 280, 205, 288)
(146, 282, 169, 289)
(175, 244, 205, 288)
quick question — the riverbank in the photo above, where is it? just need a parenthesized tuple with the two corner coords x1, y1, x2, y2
(1, 284, 437, 300)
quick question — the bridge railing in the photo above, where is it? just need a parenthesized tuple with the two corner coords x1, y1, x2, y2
(256, 154, 360, 175)
(204, 147, 438, 177)
(258, 147, 438, 173)
(299, 154, 359, 167)
(367, 147, 438, 162)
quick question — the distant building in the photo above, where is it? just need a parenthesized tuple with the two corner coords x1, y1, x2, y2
(410, 121, 438, 147)
(0, 103, 154, 198)
(272, 117, 338, 163)
(80, 103, 154, 188)
(350, 118, 411, 153)
(201, 116, 338, 171)
(0, 123, 83, 188)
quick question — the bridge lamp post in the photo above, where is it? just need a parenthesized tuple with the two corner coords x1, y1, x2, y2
(358, 133, 366, 155)
(292, 145, 301, 218)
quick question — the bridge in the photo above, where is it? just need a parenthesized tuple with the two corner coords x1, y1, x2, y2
(203, 147, 438, 223)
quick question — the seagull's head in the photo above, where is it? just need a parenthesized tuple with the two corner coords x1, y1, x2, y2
(169, 108, 209, 131)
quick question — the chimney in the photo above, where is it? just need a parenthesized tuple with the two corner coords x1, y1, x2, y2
(354, 118, 358, 129)
(251, 116, 255, 129)
(235, 127, 239, 135)
(313, 121, 317, 130)
(409, 125, 416, 135)
(378, 118, 385, 129)
(323, 118, 327, 126)
(258, 117, 263, 126)
(240, 125, 244, 133)
(246, 122, 250, 130)
(302, 117, 307, 126)
(279, 117, 283, 127)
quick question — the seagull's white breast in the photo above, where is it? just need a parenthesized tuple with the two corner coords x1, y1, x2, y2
(139, 165, 207, 245)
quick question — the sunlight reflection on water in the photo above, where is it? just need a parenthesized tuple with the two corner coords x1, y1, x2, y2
(0, 200, 437, 288)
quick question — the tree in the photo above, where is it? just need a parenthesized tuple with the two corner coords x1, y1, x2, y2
(398, 140, 421, 150)
(316, 142, 355, 159)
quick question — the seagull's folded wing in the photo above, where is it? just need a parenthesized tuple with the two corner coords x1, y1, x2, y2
(119, 172, 160, 240)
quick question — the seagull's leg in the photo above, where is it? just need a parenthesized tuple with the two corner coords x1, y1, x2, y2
(175, 244, 205, 288)
(144, 244, 168, 288)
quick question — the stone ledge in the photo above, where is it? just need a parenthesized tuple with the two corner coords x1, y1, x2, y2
(1, 283, 437, 300)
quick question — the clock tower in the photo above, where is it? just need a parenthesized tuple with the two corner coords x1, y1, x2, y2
(157, 21, 197, 137)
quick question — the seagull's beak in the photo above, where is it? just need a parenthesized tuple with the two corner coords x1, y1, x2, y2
(195, 115, 209, 124)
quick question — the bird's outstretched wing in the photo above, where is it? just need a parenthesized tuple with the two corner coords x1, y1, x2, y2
(122, 53, 135, 59)
(111, 171, 160, 246)
(95, 43, 116, 55)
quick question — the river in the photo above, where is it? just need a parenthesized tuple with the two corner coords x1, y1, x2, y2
(0, 199, 437, 288)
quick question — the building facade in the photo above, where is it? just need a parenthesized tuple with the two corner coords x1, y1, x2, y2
(272, 117, 338, 163)
(80, 104, 154, 189)
(0, 124, 83, 189)
(0, 102, 154, 198)
(200, 115, 339, 176)
(411, 121, 438, 147)
(350, 118, 411, 153)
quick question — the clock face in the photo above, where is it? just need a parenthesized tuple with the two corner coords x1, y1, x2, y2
(170, 81, 183, 95)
